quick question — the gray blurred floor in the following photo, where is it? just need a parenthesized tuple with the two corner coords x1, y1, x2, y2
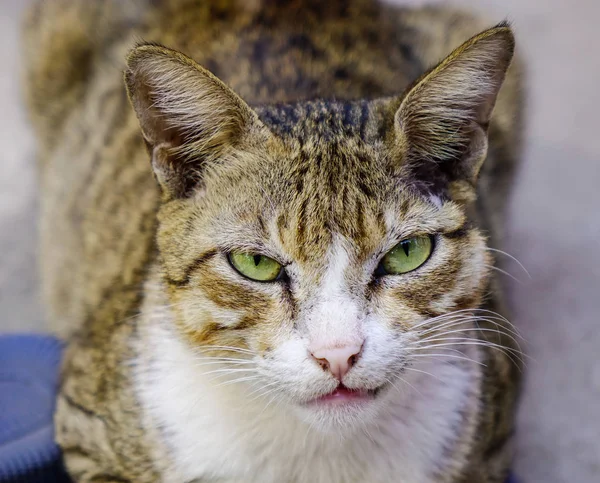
(1, 1, 598, 482)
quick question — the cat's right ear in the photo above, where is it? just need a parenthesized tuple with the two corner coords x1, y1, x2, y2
(392, 24, 515, 200)
(125, 44, 271, 199)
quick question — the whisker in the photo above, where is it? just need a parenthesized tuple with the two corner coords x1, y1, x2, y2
(248, 383, 280, 402)
(418, 326, 524, 349)
(417, 314, 522, 340)
(258, 390, 284, 417)
(484, 264, 523, 284)
(390, 375, 422, 397)
(485, 247, 531, 279)
(411, 308, 519, 334)
(200, 345, 256, 355)
(408, 352, 486, 366)
(410, 310, 477, 330)
(191, 358, 256, 366)
(415, 338, 524, 359)
(246, 380, 282, 402)
(213, 375, 262, 388)
(415, 317, 475, 335)
(303, 417, 318, 449)
(415, 317, 485, 338)
(403, 366, 444, 383)
(411, 309, 513, 332)
(201, 367, 257, 377)
(413, 341, 524, 368)
(469, 310, 522, 338)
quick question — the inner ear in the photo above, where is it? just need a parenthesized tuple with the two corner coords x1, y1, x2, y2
(125, 44, 270, 198)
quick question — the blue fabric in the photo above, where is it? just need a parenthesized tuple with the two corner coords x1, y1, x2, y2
(0, 333, 518, 482)
(0, 334, 70, 482)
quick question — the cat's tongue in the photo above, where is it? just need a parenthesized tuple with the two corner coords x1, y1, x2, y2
(312, 385, 373, 405)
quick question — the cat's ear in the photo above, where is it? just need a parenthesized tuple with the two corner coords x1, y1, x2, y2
(125, 44, 270, 198)
(394, 24, 515, 196)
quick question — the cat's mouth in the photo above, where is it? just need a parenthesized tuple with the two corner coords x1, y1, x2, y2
(308, 383, 385, 407)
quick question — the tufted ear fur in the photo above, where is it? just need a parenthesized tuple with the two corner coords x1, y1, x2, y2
(394, 23, 515, 195)
(125, 44, 270, 198)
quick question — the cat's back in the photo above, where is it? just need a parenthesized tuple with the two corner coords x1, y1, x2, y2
(24, 0, 516, 135)
(23, 0, 521, 337)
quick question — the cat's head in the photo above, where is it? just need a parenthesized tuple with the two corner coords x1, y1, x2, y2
(125, 25, 514, 430)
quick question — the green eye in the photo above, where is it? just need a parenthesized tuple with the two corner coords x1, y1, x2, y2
(228, 251, 283, 282)
(379, 236, 433, 275)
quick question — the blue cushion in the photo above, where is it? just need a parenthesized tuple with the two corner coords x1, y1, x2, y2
(0, 334, 70, 482)
(0, 333, 519, 482)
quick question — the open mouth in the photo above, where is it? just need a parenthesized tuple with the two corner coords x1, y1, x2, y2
(309, 383, 384, 406)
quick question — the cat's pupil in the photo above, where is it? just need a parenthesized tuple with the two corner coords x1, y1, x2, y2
(253, 255, 262, 266)
(401, 241, 410, 257)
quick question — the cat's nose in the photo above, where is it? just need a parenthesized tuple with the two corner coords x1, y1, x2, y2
(310, 343, 363, 380)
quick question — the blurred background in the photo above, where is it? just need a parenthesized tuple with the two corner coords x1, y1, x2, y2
(1, 1, 598, 482)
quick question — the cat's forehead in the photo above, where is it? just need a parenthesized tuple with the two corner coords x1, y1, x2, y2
(200, 102, 462, 266)
(208, 138, 455, 266)
(255, 99, 388, 143)
(268, 140, 390, 263)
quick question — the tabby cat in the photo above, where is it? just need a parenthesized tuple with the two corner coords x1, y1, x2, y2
(23, 0, 523, 482)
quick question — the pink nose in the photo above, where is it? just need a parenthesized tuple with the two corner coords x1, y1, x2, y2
(310, 344, 363, 380)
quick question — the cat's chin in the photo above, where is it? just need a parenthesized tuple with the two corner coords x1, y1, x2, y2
(293, 383, 389, 432)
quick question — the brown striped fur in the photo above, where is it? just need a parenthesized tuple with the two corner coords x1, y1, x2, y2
(23, 1, 523, 481)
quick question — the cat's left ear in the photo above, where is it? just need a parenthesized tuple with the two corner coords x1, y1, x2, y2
(394, 23, 515, 196)
(125, 44, 272, 199)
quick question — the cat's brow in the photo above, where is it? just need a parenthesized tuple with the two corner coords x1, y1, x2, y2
(166, 249, 218, 287)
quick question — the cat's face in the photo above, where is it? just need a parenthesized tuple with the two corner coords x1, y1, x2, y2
(126, 25, 514, 429)
(156, 134, 491, 428)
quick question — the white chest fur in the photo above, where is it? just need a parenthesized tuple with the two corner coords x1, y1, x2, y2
(134, 316, 480, 483)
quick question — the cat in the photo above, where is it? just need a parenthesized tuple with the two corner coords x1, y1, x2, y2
(23, 0, 523, 482)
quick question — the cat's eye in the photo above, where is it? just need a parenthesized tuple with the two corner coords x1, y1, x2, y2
(378, 235, 433, 275)
(228, 251, 283, 282)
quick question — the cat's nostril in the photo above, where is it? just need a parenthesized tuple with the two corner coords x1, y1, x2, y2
(310, 343, 363, 381)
